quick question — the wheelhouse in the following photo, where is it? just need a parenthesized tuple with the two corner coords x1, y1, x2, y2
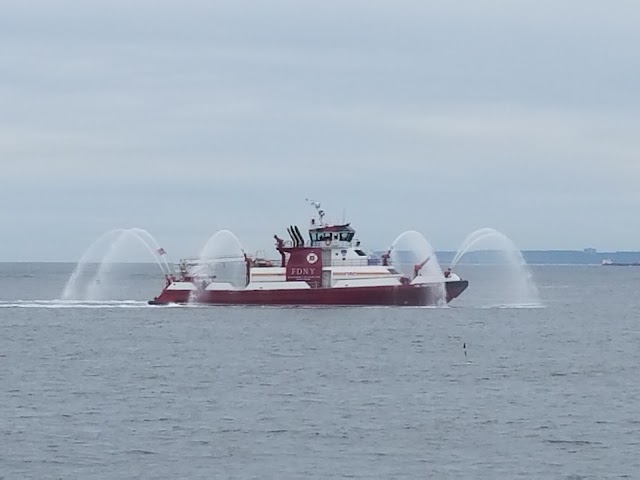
(309, 224, 355, 246)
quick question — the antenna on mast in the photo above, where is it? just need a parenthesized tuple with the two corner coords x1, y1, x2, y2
(306, 198, 325, 225)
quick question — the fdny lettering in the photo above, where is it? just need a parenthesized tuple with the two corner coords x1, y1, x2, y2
(290, 267, 316, 276)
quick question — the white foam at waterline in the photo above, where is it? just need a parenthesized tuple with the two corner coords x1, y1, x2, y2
(0, 300, 156, 309)
(477, 303, 545, 309)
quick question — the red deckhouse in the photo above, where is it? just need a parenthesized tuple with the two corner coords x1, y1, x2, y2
(150, 201, 468, 306)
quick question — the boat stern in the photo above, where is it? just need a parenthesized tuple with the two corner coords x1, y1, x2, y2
(445, 279, 469, 303)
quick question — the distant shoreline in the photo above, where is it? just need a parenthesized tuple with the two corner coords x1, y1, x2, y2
(437, 250, 640, 266)
(2, 250, 639, 265)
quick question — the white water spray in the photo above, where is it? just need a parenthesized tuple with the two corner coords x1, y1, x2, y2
(390, 230, 447, 305)
(130, 227, 171, 275)
(450, 227, 540, 306)
(195, 230, 247, 289)
(62, 228, 170, 301)
(62, 229, 126, 300)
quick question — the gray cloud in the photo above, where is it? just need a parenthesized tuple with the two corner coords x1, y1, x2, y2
(1, 1, 638, 260)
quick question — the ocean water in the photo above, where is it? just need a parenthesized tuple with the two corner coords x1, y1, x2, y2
(1, 263, 639, 479)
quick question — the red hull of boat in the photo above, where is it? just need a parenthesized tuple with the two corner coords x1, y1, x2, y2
(149, 280, 468, 306)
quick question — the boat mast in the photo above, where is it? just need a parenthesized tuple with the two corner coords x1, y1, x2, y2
(306, 198, 325, 226)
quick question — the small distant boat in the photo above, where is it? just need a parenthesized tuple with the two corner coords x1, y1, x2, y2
(601, 259, 640, 267)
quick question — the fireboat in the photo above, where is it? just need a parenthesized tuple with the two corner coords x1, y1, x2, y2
(149, 202, 468, 306)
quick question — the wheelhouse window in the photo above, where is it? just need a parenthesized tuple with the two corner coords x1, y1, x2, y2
(310, 231, 333, 243)
(339, 231, 354, 242)
(311, 229, 354, 243)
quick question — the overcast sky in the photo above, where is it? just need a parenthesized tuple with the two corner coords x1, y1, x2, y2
(1, 1, 638, 261)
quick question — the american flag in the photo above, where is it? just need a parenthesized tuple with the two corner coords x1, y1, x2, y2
(157, 247, 166, 256)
